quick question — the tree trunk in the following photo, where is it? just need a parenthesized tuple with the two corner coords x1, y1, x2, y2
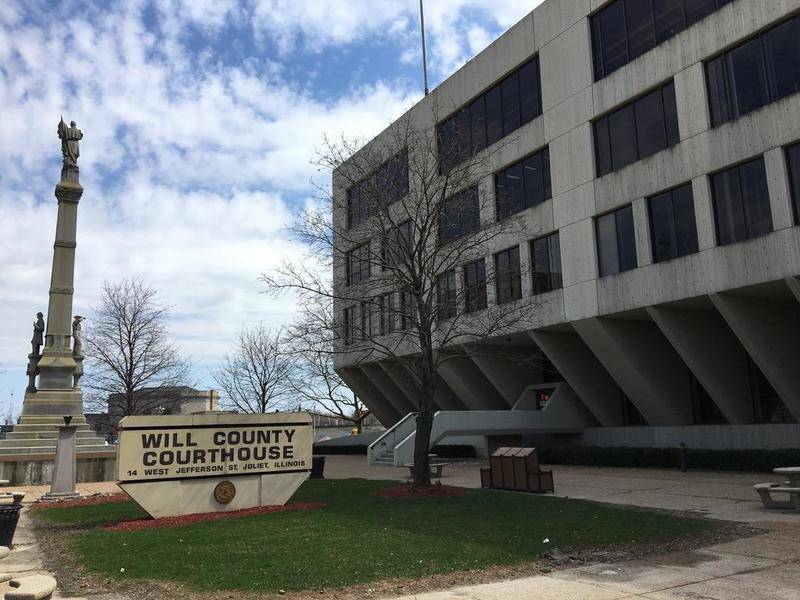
(412, 358, 436, 487)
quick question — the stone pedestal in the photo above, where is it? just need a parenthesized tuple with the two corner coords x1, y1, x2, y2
(40, 425, 80, 501)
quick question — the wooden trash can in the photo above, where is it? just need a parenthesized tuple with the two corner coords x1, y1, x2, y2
(490, 448, 513, 489)
(480, 467, 492, 488)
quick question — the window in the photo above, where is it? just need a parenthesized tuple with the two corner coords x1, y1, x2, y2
(496, 147, 551, 220)
(596, 205, 637, 277)
(463, 258, 487, 313)
(706, 14, 800, 127)
(530, 232, 562, 295)
(439, 186, 480, 244)
(436, 270, 458, 321)
(342, 306, 355, 346)
(710, 157, 772, 246)
(359, 301, 371, 339)
(594, 82, 679, 176)
(378, 293, 396, 335)
(785, 142, 800, 223)
(346, 242, 371, 285)
(437, 57, 541, 170)
(648, 183, 699, 262)
(494, 246, 522, 305)
(591, 0, 732, 80)
(345, 151, 409, 228)
(382, 220, 412, 270)
(399, 292, 414, 331)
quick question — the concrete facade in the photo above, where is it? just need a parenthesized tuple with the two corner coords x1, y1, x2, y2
(334, 0, 800, 457)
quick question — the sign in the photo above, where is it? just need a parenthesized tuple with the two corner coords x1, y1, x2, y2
(117, 412, 313, 519)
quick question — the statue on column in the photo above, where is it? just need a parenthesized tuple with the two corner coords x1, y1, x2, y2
(30, 313, 44, 357)
(57, 117, 82, 168)
(26, 312, 45, 393)
(72, 316, 84, 390)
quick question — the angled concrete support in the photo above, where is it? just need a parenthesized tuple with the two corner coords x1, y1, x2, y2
(786, 277, 800, 304)
(432, 374, 469, 411)
(573, 317, 694, 425)
(711, 293, 800, 421)
(647, 306, 753, 424)
(382, 361, 468, 412)
(530, 330, 624, 426)
(470, 350, 537, 407)
(361, 364, 417, 416)
(438, 354, 509, 411)
(338, 367, 401, 427)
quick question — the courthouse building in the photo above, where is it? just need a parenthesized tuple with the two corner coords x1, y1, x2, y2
(333, 0, 800, 463)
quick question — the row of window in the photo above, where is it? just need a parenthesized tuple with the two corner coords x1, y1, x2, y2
(346, 152, 409, 229)
(342, 292, 415, 345)
(350, 139, 800, 288)
(597, 141, 800, 277)
(591, 0, 734, 81)
(437, 58, 542, 171)
(348, 11, 800, 231)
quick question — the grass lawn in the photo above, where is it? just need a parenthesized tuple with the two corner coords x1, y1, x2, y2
(35, 479, 713, 593)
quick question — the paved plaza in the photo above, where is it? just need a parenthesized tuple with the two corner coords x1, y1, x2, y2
(7, 456, 800, 599)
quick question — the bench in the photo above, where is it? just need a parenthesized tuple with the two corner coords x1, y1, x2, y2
(5, 575, 57, 600)
(405, 463, 448, 479)
(754, 482, 800, 510)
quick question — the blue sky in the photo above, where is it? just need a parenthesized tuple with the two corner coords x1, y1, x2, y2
(0, 0, 542, 415)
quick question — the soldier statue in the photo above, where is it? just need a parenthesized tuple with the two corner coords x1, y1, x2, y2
(72, 315, 84, 356)
(30, 312, 44, 357)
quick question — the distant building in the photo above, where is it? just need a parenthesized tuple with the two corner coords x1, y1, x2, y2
(87, 387, 221, 440)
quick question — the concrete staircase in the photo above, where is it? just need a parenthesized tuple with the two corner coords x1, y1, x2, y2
(0, 416, 110, 456)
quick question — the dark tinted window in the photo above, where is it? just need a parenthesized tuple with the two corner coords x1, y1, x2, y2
(707, 13, 800, 127)
(785, 142, 800, 223)
(648, 183, 699, 262)
(346, 151, 409, 228)
(439, 186, 480, 244)
(436, 270, 458, 321)
(494, 246, 522, 304)
(531, 232, 562, 295)
(711, 157, 773, 246)
(495, 147, 551, 220)
(595, 81, 679, 176)
(519, 59, 541, 124)
(378, 292, 396, 335)
(463, 259, 487, 313)
(342, 306, 354, 346)
(438, 57, 541, 169)
(596, 205, 637, 277)
(591, 0, 732, 80)
(346, 242, 371, 285)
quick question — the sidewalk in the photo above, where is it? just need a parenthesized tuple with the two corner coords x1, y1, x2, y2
(387, 523, 800, 599)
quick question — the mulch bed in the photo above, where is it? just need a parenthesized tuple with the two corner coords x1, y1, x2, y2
(36, 493, 130, 509)
(375, 484, 467, 499)
(104, 502, 325, 532)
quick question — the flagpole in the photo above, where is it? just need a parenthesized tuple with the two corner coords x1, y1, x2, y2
(419, 0, 429, 96)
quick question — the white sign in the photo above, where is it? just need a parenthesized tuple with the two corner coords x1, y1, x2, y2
(117, 412, 313, 518)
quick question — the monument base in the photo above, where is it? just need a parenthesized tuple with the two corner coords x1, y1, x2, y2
(0, 451, 116, 486)
(39, 491, 81, 502)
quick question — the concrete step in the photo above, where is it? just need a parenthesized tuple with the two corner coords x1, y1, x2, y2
(7, 574, 58, 600)
(5, 430, 100, 440)
(0, 444, 113, 456)
(10, 424, 93, 432)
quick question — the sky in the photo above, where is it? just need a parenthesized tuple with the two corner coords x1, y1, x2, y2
(0, 0, 543, 416)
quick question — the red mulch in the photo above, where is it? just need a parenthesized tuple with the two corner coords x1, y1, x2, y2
(376, 484, 468, 499)
(104, 502, 325, 532)
(36, 493, 131, 509)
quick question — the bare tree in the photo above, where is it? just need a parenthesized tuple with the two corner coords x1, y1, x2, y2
(84, 278, 192, 420)
(284, 298, 371, 433)
(264, 111, 538, 486)
(213, 324, 294, 413)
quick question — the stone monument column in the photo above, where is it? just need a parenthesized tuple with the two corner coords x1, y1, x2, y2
(24, 118, 84, 416)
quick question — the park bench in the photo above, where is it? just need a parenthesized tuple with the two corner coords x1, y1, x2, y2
(5, 575, 57, 600)
(405, 462, 448, 479)
(755, 467, 800, 511)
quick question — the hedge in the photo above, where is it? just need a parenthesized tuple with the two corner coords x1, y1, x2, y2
(537, 446, 800, 473)
(313, 443, 477, 458)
